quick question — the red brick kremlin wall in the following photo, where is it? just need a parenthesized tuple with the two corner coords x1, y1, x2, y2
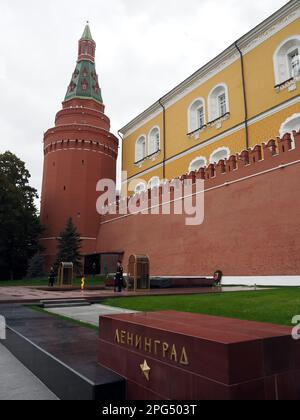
(96, 131, 300, 277)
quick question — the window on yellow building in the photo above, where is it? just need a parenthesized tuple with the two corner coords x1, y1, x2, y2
(273, 36, 300, 85)
(198, 108, 205, 127)
(218, 93, 227, 117)
(290, 50, 300, 78)
(134, 182, 147, 194)
(208, 84, 229, 122)
(280, 114, 300, 149)
(210, 147, 230, 164)
(148, 127, 160, 155)
(135, 136, 147, 163)
(189, 157, 207, 173)
(188, 98, 206, 133)
(148, 177, 160, 189)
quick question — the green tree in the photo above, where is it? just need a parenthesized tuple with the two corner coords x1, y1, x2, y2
(55, 218, 82, 274)
(0, 151, 43, 280)
(26, 253, 45, 279)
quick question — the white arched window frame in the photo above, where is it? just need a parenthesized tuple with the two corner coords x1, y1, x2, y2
(148, 127, 161, 156)
(188, 98, 206, 133)
(210, 147, 230, 164)
(279, 113, 300, 149)
(135, 135, 147, 163)
(208, 84, 230, 122)
(148, 176, 161, 189)
(273, 36, 300, 86)
(134, 182, 147, 194)
(188, 157, 207, 173)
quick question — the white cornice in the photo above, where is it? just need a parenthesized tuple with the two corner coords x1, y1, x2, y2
(120, 0, 300, 138)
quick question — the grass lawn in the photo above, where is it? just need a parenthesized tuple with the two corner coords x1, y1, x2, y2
(104, 288, 300, 326)
(0, 276, 106, 288)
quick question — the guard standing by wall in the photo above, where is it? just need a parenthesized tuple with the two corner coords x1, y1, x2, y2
(48, 267, 56, 288)
(115, 260, 124, 293)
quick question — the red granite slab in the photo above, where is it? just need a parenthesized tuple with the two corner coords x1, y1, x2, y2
(126, 380, 168, 401)
(98, 311, 300, 400)
(101, 311, 291, 338)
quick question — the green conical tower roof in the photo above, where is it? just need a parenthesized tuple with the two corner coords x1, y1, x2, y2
(81, 23, 93, 41)
(64, 24, 103, 104)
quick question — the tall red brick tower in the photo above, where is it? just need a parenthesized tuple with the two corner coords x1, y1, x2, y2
(40, 24, 118, 269)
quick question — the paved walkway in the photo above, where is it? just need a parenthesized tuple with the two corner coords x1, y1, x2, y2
(0, 344, 58, 400)
(47, 304, 138, 326)
(0, 286, 261, 304)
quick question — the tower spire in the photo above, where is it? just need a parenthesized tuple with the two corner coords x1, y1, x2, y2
(81, 22, 93, 41)
(64, 24, 102, 104)
(78, 22, 96, 62)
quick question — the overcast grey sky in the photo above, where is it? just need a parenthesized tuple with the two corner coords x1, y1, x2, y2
(0, 0, 288, 202)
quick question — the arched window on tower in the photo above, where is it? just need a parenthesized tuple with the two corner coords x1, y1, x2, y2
(81, 79, 88, 91)
(148, 127, 160, 156)
(188, 157, 207, 173)
(188, 99, 206, 133)
(273, 36, 300, 85)
(208, 84, 229, 122)
(135, 136, 147, 163)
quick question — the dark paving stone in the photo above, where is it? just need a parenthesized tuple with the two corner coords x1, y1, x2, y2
(0, 304, 125, 400)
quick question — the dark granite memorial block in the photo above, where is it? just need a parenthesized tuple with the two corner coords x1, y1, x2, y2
(98, 311, 300, 400)
(1, 305, 125, 401)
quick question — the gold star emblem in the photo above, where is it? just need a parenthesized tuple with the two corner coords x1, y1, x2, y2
(140, 360, 151, 381)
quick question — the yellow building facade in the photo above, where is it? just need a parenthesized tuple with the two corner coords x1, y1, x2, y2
(120, 0, 300, 194)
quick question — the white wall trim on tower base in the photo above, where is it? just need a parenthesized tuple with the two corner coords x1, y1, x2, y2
(222, 276, 300, 286)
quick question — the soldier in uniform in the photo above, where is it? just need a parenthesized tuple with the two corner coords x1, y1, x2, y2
(48, 267, 56, 288)
(213, 270, 223, 287)
(115, 260, 124, 293)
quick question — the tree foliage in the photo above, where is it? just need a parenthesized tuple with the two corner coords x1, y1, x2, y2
(26, 253, 45, 279)
(54, 218, 82, 274)
(0, 151, 43, 280)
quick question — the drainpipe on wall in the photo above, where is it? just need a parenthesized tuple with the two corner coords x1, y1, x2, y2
(235, 40, 249, 150)
(117, 130, 124, 196)
(158, 98, 167, 180)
